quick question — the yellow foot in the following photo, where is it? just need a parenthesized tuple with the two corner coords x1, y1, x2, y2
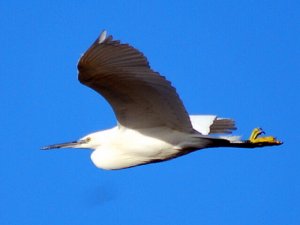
(248, 128, 282, 145)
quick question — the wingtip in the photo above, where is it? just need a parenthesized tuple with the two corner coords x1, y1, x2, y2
(98, 30, 107, 44)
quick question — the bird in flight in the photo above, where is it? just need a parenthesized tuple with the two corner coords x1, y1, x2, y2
(42, 30, 282, 170)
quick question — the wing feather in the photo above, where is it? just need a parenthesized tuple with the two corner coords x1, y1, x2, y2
(78, 31, 193, 132)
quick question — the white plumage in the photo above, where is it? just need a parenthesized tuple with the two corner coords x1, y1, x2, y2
(42, 30, 282, 170)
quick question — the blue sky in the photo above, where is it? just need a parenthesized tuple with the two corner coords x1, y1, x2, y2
(1, 1, 299, 224)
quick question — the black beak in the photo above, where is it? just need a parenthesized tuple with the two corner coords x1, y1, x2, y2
(41, 140, 86, 150)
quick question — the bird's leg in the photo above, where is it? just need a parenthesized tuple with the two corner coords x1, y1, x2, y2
(248, 128, 282, 144)
(222, 128, 282, 148)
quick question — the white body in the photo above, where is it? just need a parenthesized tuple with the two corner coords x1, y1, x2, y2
(81, 115, 238, 170)
(88, 126, 195, 170)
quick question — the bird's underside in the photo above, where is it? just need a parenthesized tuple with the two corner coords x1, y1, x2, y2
(120, 127, 282, 169)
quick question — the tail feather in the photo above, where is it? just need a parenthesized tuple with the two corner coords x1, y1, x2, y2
(190, 115, 236, 135)
(210, 118, 236, 134)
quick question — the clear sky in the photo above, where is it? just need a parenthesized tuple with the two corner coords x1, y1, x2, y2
(1, 1, 299, 224)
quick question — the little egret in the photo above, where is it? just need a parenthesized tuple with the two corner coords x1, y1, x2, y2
(42, 30, 282, 170)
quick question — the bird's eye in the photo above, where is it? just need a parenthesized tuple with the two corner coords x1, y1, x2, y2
(86, 137, 91, 142)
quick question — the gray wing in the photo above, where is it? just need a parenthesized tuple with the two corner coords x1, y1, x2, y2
(78, 31, 193, 132)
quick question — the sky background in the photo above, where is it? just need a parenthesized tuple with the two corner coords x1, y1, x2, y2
(1, 1, 299, 224)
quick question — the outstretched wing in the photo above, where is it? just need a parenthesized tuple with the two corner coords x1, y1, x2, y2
(78, 31, 193, 132)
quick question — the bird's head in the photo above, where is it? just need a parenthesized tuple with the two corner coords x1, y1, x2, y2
(41, 131, 105, 151)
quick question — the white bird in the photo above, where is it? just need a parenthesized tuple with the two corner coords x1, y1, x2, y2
(42, 30, 282, 170)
